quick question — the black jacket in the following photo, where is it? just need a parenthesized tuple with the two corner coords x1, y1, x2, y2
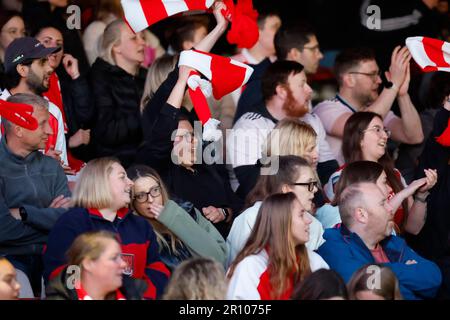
(55, 65, 94, 162)
(46, 265, 147, 300)
(56, 65, 93, 133)
(136, 103, 243, 238)
(90, 58, 146, 167)
(411, 108, 450, 260)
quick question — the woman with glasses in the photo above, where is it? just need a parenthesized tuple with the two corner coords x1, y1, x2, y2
(226, 155, 324, 267)
(0, 10, 26, 89)
(324, 112, 437, 235)
(139, 64, 243, 239)
(43, 157, 170, 300)
(126, 164, 228, 271)
(227, 192, 329, 300)
(264, 118, 326, 209)
(136, 2, 242, 239)
(46, 230, 148, 300)
(316, 161, 436, 231)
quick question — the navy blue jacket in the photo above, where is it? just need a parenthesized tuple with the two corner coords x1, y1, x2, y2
(43, 207, 170, 299)
(233, 58, 271, 124)
(317, 225, 442, 300)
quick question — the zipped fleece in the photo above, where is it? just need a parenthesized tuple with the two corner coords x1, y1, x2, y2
(0, 137, 70, 255)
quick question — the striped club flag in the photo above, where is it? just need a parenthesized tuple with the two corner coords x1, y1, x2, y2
(406, 36, 450, 72)
(121, 0, 215, 33)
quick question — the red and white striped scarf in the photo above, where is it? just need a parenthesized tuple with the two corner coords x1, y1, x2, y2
(406, 36, 450, 72)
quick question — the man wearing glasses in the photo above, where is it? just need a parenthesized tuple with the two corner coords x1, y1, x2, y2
(313, 46, 424, 165)
(235, 23, 325, 123)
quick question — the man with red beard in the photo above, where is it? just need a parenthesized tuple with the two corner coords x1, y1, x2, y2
(227, 60, 314, 197)
(313, 47, 424, 165)
(231, 23, 338, 194)
(317, 182, 442, 300)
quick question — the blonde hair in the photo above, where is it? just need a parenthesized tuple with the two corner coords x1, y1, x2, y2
(163, 257, 227, 300)
(126, 165, 182, 255)
(265, 118, 317, 157)
(100, 19, 126, 66)
(66, 230, 119, 267)
(140, 54, 178, 111)
(71, 157, 120, 209)
(264, 118, 321, 189)
(348, 264, 403, 300)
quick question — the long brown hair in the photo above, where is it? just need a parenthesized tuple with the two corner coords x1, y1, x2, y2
(245, 155, 311, 208)
(341, 112, 408, 227)
(332, 161, 384, 206)
(228, 193, 311, 299)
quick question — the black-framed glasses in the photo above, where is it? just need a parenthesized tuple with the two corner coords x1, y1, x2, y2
(291, 181, 319, 192)
(348, 70, 381, 81)
(133, 185, 161, 203)
(362, 125, 391, 138)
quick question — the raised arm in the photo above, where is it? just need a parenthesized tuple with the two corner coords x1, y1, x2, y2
(142, 66, 192, 171)
(387, 64, 424, 144)
(366, 46, 409, 118)
(194, 1, 229, 52)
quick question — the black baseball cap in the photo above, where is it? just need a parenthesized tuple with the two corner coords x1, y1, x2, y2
(4, 37, 61, 73)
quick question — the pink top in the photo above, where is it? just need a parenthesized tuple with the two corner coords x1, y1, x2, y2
(371, 244, 390, 263)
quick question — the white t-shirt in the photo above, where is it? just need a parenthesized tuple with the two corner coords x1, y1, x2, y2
(313, 95, 397, 165)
